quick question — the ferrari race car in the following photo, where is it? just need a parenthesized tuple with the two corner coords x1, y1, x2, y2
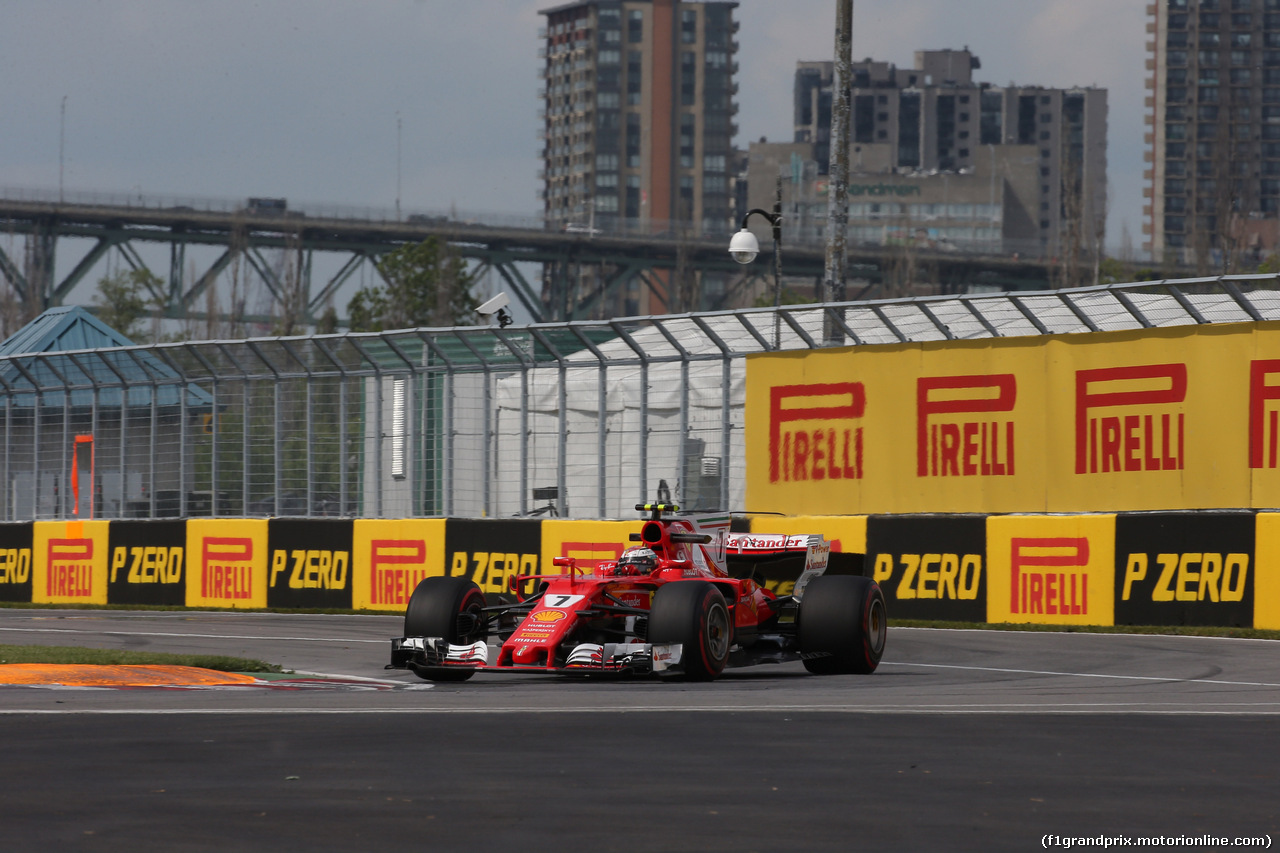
(388, 504, 886, 682)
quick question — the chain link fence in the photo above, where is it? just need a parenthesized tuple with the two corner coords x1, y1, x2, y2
(1, 275, 1279, 522)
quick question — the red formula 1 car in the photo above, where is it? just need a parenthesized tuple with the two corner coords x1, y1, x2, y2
(388, 504, 886, 682)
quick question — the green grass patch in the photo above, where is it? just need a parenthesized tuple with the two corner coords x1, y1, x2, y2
(0, 643, 284, 673)
(890, 618, 1280, 641)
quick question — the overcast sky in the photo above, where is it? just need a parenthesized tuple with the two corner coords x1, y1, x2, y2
(0, 0, 1146, 252)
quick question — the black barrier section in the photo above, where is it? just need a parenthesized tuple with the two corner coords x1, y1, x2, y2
(0, 523, 33, 603)
(1114, 512, 1254, 627)
(106, 520, 187, 606)
(866, 514, 987, 621)
(444, 519, 543, 597)
(827, 552, 868, 576)
(266, 519, 354, 609)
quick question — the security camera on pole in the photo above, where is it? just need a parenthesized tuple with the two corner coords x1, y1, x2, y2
(476, 292, 513, 328)
(728, 174, 784, 349)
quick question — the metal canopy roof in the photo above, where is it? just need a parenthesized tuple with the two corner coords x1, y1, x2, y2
(0, 306, 212, 408)
(0, 275, 1275, 390)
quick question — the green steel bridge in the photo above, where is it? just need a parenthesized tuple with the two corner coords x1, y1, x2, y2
(0, 188, 1061, 326)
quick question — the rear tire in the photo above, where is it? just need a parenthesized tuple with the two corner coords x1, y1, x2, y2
(648, 581, 731, 681)
(404, 577, 486, 682)
(798, 575, 886, 675)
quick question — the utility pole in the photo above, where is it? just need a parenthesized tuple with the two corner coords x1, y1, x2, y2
(395, 112, 402, 222)
(59, 96, 67, 203)
(823, 0, 852, 344)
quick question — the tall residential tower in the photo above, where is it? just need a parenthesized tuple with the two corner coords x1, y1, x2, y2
(538, 0, 738, 238)
(1146, 0, 1280, 268)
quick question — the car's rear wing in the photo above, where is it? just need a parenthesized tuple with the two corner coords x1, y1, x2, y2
(725, 533, 830, 600)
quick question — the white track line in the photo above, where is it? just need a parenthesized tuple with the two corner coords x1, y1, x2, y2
(2, 703, 1280, 716)
(881, 660, 1280, 689)
(890, 625, 1280, 643)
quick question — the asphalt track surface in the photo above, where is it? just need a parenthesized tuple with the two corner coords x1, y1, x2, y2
(1, 610, 1278, 851)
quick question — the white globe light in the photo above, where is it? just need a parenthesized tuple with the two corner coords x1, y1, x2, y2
(728, 228, 760, 264)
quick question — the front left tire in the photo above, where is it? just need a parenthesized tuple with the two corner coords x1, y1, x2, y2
(404, 576, 486, 682)
(648, 581, 732, 681)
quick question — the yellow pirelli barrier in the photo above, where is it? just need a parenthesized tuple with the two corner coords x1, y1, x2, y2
(351, 519, 446, 611)
(32, 520, 110, 606)
(746, 321, 1280, 515)
(986, 515, 1116, 626)
(747, 514, 867, 554)
(2, 512, 1275, 634)
(1253, 513, 1280, 630)
(185, 519, 268, 609)
(539, 520, 638, 575)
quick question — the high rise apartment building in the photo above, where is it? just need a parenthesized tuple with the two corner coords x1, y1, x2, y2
(794, 50, 1107, 260)
(538, 0, 738, 236)
(1146, 0, 1280, 265)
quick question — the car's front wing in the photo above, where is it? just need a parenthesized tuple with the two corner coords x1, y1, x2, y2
(389, 635, 808, 677)
(389, 636, 684, 676)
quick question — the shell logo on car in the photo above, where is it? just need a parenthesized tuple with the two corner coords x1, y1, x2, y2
(530, 609, 567, 623)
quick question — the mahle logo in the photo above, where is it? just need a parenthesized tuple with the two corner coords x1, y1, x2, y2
(768, 383, 865, 483)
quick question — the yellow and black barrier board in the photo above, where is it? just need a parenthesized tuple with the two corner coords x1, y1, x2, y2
(745, 322, 1280, 515)
(540, 519, 637, 575)
(106, 520, 187, 607)
(0, 523, 32, 603)
(185, 519, 269, 609)
(744, 514, 867, 554)
(33, 520, 110, 606)
(444, 519, 542, 596)
(1114, 512, 1254, 628)
(742, 514, 867, 594)
(0, 512, 1275, 634)
(867, 514, 987, 621)
(1252, 513, 1280, 630)
(266, 518, 353, 609)
(986, 515, 1115, 626)
(351, 518, 446, 611)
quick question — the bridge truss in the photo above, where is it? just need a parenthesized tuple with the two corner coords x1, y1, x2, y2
(0, 188, 1057, 331)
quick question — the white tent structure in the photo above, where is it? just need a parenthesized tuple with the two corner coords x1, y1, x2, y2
(468, 275, 1280, 519)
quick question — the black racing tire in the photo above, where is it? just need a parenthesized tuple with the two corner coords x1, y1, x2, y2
(404, 576, 486, 682)
(798, 575, 886, 675)
(648, 581, 731, 681)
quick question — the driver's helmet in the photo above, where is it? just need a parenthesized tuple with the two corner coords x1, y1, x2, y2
(617, 547, 658, 573)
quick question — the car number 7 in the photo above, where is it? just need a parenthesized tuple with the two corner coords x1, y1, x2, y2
(544, 594, 584, 609)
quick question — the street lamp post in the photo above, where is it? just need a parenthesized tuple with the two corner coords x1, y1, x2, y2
(729, 175, 784, 348)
